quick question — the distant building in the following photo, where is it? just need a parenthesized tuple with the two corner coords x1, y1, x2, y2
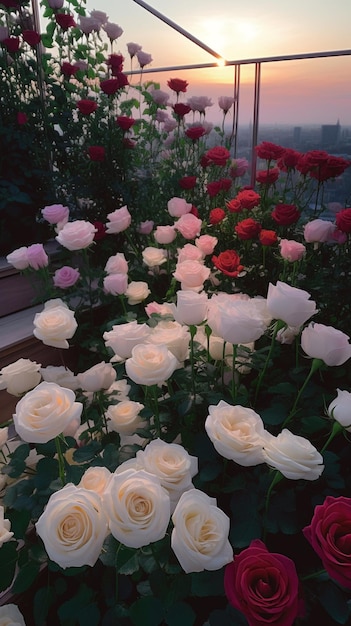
(293, 126, 301, 146)
(321, 120, 341, 147)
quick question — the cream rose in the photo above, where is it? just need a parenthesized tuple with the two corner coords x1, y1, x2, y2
(103, 468, 170, 548)
(40, 366, 79, 390)
(106, 400, 145, 435)
(125, 343, 178, 386)
(147, 321, 190, 362)
(262, 429, 324, 480)
(205, 400, 268, 466)
(103, 321, 151, 361)
(0, 506, 14, 548)
(124, 281, 151, 305)
(267, 281, 317, 327)
(0, 358, 41, 396)
(13, 382, 83, 443)
(79, 466, 112, 497)
(56, 220, 97, 251)
(36, 483, 108, 569)
(33, 299, 77, 349)
(77, 361, 116, 392)
(142, 246, 167, 268)
(0, 604, 26, 626)
(171, 489, 233, 573)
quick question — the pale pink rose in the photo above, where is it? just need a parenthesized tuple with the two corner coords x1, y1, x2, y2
(41, 204, 69, 224)
(78, 15, 101, 34)
(27, 244, 49, 269)
(145, 302, 174, 319)
(174, 213, 202, 240)
(106, 206, 131, 234)
(6, 246, 29, 270)
(73, 60, 88, 72)
(103, 21, 123, 40)
(142, 247, 167, 268)
(332, 229, 348, 244)
(279, 239, 306, 262)
(301, 323, 351, 366)
(186, 95, 213, 114)
(136, 50, 153, 68)
(172, 290, 208, 325)
(304, 219, 336, 243)
(202, 120, 213, 135)
(173, 260, 210, 291)
(56, 220, 97, 251)
(163, 118, 177, 133)
(154, 225, 177, 244)
(150, 88, 169, 106)
(127, 42, 142, 58)
(53, 266, 80, 288)
(177, 243, 203, 263)
(167, 197, 192, 218)
(103, 273, 128, 295)
(195, 235, 218, 256)
(104, 253, 128, 274)
(104, 321, 151, 361)
(163, 133, 176, 148)
(47, 0, 64, 8)
(124, 281, 150, 304)
(155, 110, 169, 123)
(229, 158, 249, 178)
(137, 220, 154, 235)
(89, 10, 108, 26)
(218, 96, 235, 113)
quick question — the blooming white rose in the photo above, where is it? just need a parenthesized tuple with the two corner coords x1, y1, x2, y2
(104, 252, 128, 274)
(125, 343, 178, 386)
(33, 299, 77, 349)
(56, 220, 97, 251)
(328, 389, 351, 430)
(103, 321, 151, 361)
(173, 260, 210, 291)
(262, 429, 324, 480)
(0, 358, 41, 396)
(142, 246, 167, 268)
(0, 604, 26, 626)
(208, 297, 267, 345)
(36, 483, 108, 569)
(171, 290, 209, 326)
(6, 246, 29, 270)
(171, 489, 233, 573)
(147, 321, 190, 362)
(301, 323, 351, 366)
(40, 366, 79, 390)
(13, 382, 83, 443)
(79, 466, 112, 497)
(124, 281, 150, 305)
(267, 281, 317, 327)
(0, 506, 13, 548)
(106, 206, 132, 234)
(77, 361, 116, 392)
(103, 468, 170, 548)
(106, 400, 145, 435)
(205, 401, 268, 466)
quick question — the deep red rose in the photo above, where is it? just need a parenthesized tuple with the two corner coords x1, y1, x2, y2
(212, 249, 243, 277)
(220, 177, 232, 191)
(88, 146, 105, 161)
(116, 116, 136, 131)
(277, 148, 302, 171)
(235, 218, 261, 240)
(22, 30, 41, 47)
(16, 112, 27, 125)
(304, 149, 329, 167)
(256, 167, 280, 185)
(77, 99, 98, 115)
(185, 125, 207, 141)
(271, 203, 300, 226)
(179, 176, 197, 190)
(303, 495, 351, 589)
(173, 103, 191, 118)
(100, 77, 124, 95)
(335, 207, 351, 233)
(55, 13, 76, 30)
(209, 208, 226, 225)
(61, 62, 79, 77)
(226, 198, 242, 213)
(205, 146, 230, 166)
(259, 229, 278, 246)
(123, 138, 136, 149)
(255, 141, 285, 161)
(190, 205, 199, 217)
(206, 181, 222, 197)
(310, 155, 351, 182)
(0, 0, 19, 7)
(2, 36, 20, 52)
(236, 189, 261, 210)
(200, 154, 211, 168)
(224, 539, 300, 626)
(167, 78, 188, 93)
(93, 221, 107, 241)
(107, 53, 124, 74)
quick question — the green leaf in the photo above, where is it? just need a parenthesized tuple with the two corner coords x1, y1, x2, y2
(261, 402, 288, 426)
(0, 541, 18, 592)
(34, 586, 55, 626)
(58, 584, 100, 625)
(191, 569, 225, 597)
(165, 601, 196, 626)
(73, 441, 102, 462)
(9, 443, 30, 461)
(317, 580, 351, 624)
(129, 596, 164, 626)
(230, 491, 262, 547)
(7, 508, 31, 540)
(12, 560, 40, 594)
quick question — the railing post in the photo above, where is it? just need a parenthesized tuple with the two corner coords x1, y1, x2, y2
(250, 62, 261, 187)
(230, 64, 240, 156)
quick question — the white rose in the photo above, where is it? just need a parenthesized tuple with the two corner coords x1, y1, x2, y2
(262, 429, 324, 480)
(0, 604, 26, 626)
(0, 506, 14, 548)
(171, 489, 233, 573)
(267, 281, 317, 327)
(301, 322, 351, 366)
(6, 246, 29, 270)
(106, 379, 131, 402)
(147, 321, 190, 362)
(328, 389, 351, 430)
(106, 400, 145, 435)
(36, 483, 108, 569)
(172, 290, 208, 326)
(173, 260, 210, 291)
(33, 299, 77, 349)
(205, 400, 268, 466)
(40, 366, 79, 390)
(104, 252, 128, 274)
(13, 382, 83, 443)
(103, 468, 170, 548)
(0, 358, 41, 396)
(103, 321, 151, 361)
(77, 361, 116, 392)
(56, 220, 97, 251)
(125, 343, 178, 386)
(208, 297, 267, 345)
(79, 466, 112, 497)
(124, 281, 151, 305)
(142, 246, 167, 268)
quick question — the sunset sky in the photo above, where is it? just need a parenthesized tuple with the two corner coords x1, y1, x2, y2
(85, 0, 351, 126)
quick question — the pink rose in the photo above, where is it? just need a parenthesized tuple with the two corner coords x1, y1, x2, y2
(53, 266, 80, 289)
(41, 204, 69, 225)
(303, 219, 336, 243)
(106, 206, 132, 234)
(174, 214, 202, 240)
(136, 50, 152, 68)
(27, 244, 49, 269)
(279, 239, 306, 262)
(104, 253, 128, 274)
(173, 260, 210, 291)
(301, 322, 351, 366)
(177, 244, 203, 263)
(56, 220, 97, 251)
(127, 42, 142, 58)
(195, 235, 218, 256)
(167, 197, 192, 218)
(103, 273, 128, 295)
(6, 246, 29, 270)
(154, 225, 177, 244)
(145, 301, 174, 318)
(137, 220, 154, 235)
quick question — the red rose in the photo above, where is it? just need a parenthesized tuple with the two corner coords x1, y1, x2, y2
(226, 198, 242, 213)
(61, 62, 79, 77)
(93, 221, 107, 241)
(310, 155, 351, 182)
(116, 116, 135, 131)
(271, 203, 300, 226)
(256, 167, 280, 185)
(167, 78, 188, 93)
(16, 112, 27, 125)
(185, 125, 206, 141)
(236, 189, 261, 210)
(88, 146, 105, 161)
(255, 141, 285, 160)
(123, 138, 136, 149)
(259, 229, 278, 246)
(55, 13, 76, 30)
(205, 146, 230, 166)
(200, 154, 211, 168)
(224, 540, 300, 626)
(22, 30, 41, 47)
(100, 78, 125, 95)
(206, 181, 222, 198)
(173, 103, 191, 118)
(190, 205, 199, 217)
(220, 178, 232, 191)
(179, 176, 197, 190)
(107, 53, 124, 74)
(77, 99, 98, 115)
(335, 207, 351, 233)
(3, 36, 20, 52)
(303, 495, 351, 589)
(277, 148, 302, 171)
(209, 208, 226, 225)
(235, 218, 261, 240)
(212, 250, 243, 277)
